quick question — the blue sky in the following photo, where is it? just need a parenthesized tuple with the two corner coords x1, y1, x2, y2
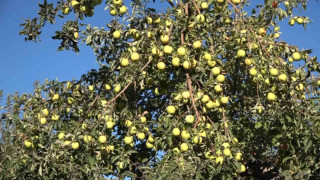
(0, 0, 319, 103)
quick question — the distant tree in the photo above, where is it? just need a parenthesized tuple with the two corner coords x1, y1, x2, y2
(1, 0, 320, 179)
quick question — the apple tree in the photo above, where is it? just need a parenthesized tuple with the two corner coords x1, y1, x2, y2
(1, 0, 320, 179)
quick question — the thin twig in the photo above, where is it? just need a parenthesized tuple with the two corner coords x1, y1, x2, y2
(227, 0, 240, 14)
(192, 1, 201, 15)
(186, 73, 201, 128)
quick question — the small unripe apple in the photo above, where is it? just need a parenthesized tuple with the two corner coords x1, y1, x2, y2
(216, 75, 225, 83)
(84, 135, 92, 143)
(296, 17, 303, 24)
(40, 117, 47, 125)
(125, 120, 132, 127)
(201, 95, 210, 103)
(182, 91, 191, 99)
(124, 136, 133, 144)
(244, 58, 252, 66)
(201, 2, 209, 9)
(204, 53, 211, 61)
(52, 114, 59, 121)
(110, 9, 117, 16)
(235, 152, 242, 160)
(52, 94, 59, 101)
(193, 136, 202, 144)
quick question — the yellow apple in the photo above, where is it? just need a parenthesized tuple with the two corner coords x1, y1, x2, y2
(24, 140, 32, 148)
(146, 141, 154, 148)
(74, 32, 79, 39)
(157, 62, 166, 70)
(182, 91, 191, 99)
(110, 9, 117, 16)
(137, 133, 146, 140)
(106, 121, 114, 129)
(196, 14, 205, 23)
(130, 52, 140, 61)
(62, 7, 70, 15)
(51, 114, 59, 121)
(120, 58, 129, 67)
(237, 49, 246, 57)
(185, 115, 195, 124)
(113, 30, 121, 39)
(42, 109, 49, 117)
(180, 143, 189, 152)
(295, 83, 304, 91)
(71, 0, 80, 9)
(267, 92, 276, 101)
(172, 128, 181, 136)
(177, 47, 186, 56)
(99, 136, 107, 143)
(204, 53, 212, 61)
(172, 57, 180, 67)
(240, 164, 246, 173)
(183, 61, 191, 70)
(130, 126, 137, 135)
(215, 156, 224, 164)
(258, 27, 267, 36)
(119, 6, 127, 15)
(72, 142, 79, 149)
(278, 74, 287, 82)
(160, 35, 169, 44)
(249, 68, 257, 76)
(270, 68, 279, 76)
(52, 94, 59, 101)
(193, 136, 202, 144)
(220, 96, 229, 104)
(193, 41, 202, 49)
(211, 67, 221, 76)
(292, 52, 301, 61)
(113, 0, 122, 6)
(296, 17, 303, 24)
(88, 85, 94, 91)
(82, 123, 88, 129)
(201, 2, 209, 9)
(232, 0, 240, 5)
(216, 75, 225, 83)
(216, 0, 225, 3)
(201, 95, 210, 103)
(67, 97, 74, 104)
(214, 85, 223, 93)
(244, 58, 252, 66)
(84, 135, 92, 143)
(223, 148, 231, 156)
(166, 106, 176, 114)
(163, 45, 173, 54)
(289, 18, 295, 26)
(125, 120, 132, 127)
(64, 141, 71, 146)
(181, 130, 190, 140)
(124, 136, 133, 144)
(114, 84, 121, 93)
(40, 117, 47, 125)
(58, 132, 65, 140)
(147, 17, 152, 24)
(235, 152, 242, 160)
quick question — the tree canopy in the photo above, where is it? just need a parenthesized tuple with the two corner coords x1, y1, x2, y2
(1, 0, 320, 179)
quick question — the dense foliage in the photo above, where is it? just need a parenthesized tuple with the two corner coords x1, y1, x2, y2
(1, 0, 320, 179)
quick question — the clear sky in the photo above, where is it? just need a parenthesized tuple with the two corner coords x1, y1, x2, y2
(0, 0, 319, 104)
